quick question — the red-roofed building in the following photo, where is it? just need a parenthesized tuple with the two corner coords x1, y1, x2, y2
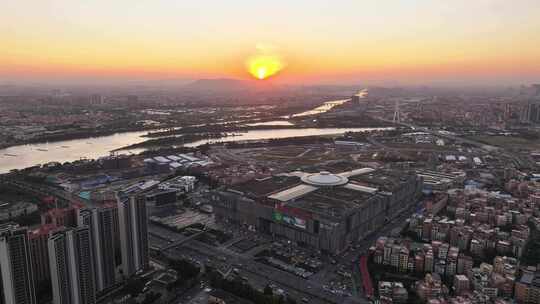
(41, 196, 56, 206)
(360, 255, 374, 299)
(29, 224, 61, 283)
(41, 207, 78, 227)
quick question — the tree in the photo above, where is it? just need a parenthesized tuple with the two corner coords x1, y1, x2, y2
(169, 258, 200, 279)
(141, 292, 161, 304)
(123, 277, 145, 297)
(264, 285, 273, 296)
(285, 297, 297, 304)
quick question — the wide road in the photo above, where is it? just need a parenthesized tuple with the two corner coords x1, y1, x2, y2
(0, 175, 83, 206)
(149, 205, 417, 304)
(149, 220, 346, 304)
(160, 238, 341, 304)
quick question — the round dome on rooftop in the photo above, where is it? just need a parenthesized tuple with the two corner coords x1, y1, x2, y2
(301, 171, 348, 186)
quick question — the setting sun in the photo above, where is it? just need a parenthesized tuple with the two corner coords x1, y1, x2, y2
(246, 54, 285, 80)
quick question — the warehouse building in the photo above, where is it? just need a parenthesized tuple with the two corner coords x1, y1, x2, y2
(212, 168, 423, 254)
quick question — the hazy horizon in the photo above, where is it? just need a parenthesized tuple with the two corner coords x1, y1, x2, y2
(2, 0, 540, 86)
(0, 77, 538, 90)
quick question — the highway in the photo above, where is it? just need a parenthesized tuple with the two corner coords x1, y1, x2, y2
(149, 218, 344, 303)
(373, 117, 499, 152)
(0, 175, 83, 206)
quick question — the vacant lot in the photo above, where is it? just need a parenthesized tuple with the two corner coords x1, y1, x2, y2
(466, 135, 540, 150)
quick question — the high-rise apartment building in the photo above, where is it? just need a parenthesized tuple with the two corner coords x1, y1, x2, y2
(0, 223, 36, 304)
(28, 224, 59, 284)
(48, 227, 96, 304)
(117, 195, 149, 277)
(78, 207, 116, 292)
(88, 94, 105, 105)
(521, 102, 540, 123)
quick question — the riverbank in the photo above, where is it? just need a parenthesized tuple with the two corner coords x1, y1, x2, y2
(143, 115, 390, 139)
(0, 95, 360, 151)
(0, 125, 161, 151)
(0, 95, 376, 172)
(0, 127, 391, 173)
(112, 133, 228, 151)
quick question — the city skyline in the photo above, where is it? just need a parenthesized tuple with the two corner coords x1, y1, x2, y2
(3, 2, 540, 304)
(2, 0, 540, 86)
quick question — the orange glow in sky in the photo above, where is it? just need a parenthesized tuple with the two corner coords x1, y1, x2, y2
(1, 0, 540, 85)
(246, 45, 285, 80)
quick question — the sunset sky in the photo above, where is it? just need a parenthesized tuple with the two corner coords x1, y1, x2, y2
(2, 0, 540, 85)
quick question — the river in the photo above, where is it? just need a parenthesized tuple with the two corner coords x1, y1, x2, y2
(0, 132, 149, 173)
(0, 127, 389, 173)
(183, 127, 389, 147)
(0, 93, 374, 173)
(285, 99, 350, 118)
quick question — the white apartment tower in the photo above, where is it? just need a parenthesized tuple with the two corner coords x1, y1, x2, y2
(0, 223, 36, 304)
(117, 195, 149, 277)
(48, 227, 96, 304)
(78, 207, 116, 292)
